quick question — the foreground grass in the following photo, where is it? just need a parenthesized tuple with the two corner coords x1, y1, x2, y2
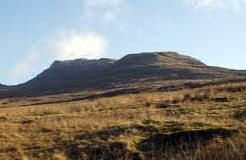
(0, 82, 245, 160)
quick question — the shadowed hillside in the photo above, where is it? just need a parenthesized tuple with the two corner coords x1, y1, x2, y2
(1, 52, 246, 98)
(0, 84, 7, 91)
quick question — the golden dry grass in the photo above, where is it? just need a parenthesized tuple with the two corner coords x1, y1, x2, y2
(0, 82, 245, 160)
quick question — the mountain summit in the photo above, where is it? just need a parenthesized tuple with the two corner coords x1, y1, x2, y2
(114, 52, 207, 68)
(1, 52, 245, 98)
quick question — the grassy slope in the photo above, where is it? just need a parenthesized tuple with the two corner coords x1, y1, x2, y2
(0, 82, 245, 160)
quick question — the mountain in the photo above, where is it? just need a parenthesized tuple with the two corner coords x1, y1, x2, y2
(0, 84, 8, 94)
(22, 58, 116, 92)
(0, 84, 5, 89)
(1, 52, 246, 98)
(0, 84, 7, 89)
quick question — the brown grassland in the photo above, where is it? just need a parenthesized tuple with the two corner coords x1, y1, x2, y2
(0, 82, 245, 160)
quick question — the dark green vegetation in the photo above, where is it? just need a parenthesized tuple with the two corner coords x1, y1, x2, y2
(1, 52, 246, 98)
(0, 82, 245, 160)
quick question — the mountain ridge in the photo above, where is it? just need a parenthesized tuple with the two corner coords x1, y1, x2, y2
(114, 52, 207, 68)
(1, 51, 246, 98)
(0, 84, 6, 88)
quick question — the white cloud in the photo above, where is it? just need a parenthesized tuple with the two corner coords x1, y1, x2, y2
(184, 0, 246, 9)
(83, 0, 123, 23)
(101, 10, 117, 21)
(47, 29, 108, 60)
(8, 0, 121, 83)
(11, 52, 38, 77)
(9, 29, 107, 80)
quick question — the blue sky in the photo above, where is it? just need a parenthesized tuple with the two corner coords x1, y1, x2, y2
(0, 0, 246, 85)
